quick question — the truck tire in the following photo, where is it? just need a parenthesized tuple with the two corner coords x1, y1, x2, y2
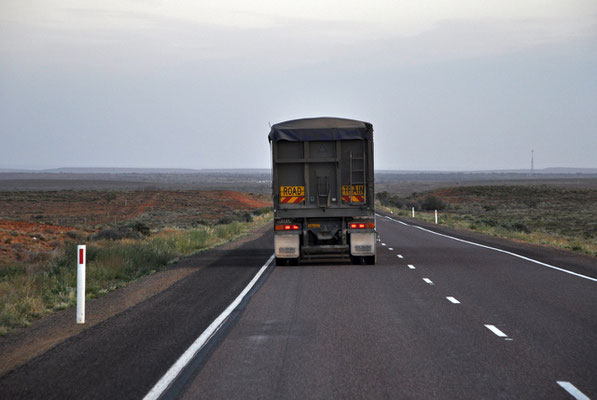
(364, 255, 376, 265)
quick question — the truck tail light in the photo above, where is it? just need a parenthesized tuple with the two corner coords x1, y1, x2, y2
(276, 224, 300, 231)
(350, 222, 375, 229)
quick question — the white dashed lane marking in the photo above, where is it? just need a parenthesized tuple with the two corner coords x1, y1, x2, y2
(408, 264, 415, 269)
(557, 381, 590, 400)
(446, 296, 460, 304)
(484, 324, 508, 338)
(388, 248, 394, 251)
(422, 278, 434, 285)
(397, 254, 404, 259)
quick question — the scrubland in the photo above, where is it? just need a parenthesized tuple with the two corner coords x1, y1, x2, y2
(0, 190, 272, 335)
(377, 185, 597, 256)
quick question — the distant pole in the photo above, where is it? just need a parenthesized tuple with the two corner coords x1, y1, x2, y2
(531, 149, 534, 176)
(412, 207, 415, 218)
(435, 210, 438, 224)
(77, 245, 86, 324)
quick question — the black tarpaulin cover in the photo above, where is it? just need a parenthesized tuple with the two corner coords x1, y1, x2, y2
(268, 117, 373, 142)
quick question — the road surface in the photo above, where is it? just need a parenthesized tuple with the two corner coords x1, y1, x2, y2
(1, 215, 595, 399)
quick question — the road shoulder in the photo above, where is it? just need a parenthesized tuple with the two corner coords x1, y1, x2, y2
(0, 223, 270, 378)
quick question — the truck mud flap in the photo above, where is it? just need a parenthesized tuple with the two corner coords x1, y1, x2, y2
(274, 234, 300, 258)
(350, 232, 376, 256)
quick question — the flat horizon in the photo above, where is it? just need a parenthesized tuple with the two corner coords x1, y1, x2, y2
(2, 166, 597, 174)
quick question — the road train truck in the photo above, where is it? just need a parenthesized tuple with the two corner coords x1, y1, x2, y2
(269, 117, 376, 265)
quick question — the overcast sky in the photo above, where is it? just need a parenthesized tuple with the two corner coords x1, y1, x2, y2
(1, 0, 596, 170)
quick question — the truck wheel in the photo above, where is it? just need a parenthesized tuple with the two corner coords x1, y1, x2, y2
(365, 255, 376, 265)
(275, 257, 285, 266)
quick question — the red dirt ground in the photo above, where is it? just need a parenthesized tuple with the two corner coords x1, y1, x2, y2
(0, 190, 271, 265)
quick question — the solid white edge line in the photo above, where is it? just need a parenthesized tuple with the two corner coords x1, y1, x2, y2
(143, 253, 275, 400)
(557, 381, 590, 400)
(378, 213, 409, 226)
(379, 214, 595, 283)
(412, 225, 597, 282)
(484, 324, 508, 337)
(446, 296, 460, 304)
(408, 264, 415, 269)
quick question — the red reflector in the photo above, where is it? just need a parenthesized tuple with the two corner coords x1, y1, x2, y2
(275, 225, 284, 231)
(350, 223, 357, 229)
(358, 223, 365, 229)
(366, 223, 375, 229)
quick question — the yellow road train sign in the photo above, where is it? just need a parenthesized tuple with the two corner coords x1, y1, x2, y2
(342, 185, 365, 203)
(280, 186, 305, 204)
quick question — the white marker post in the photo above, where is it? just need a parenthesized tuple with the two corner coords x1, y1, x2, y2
(77, 245, 86, 324)
(412, 207, 415, 218)
(435, 210, 438, 224)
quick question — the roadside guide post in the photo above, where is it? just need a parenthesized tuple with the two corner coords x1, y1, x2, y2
(77, 245, 86, 324)
(412, 207, 415, 218)
(435, 210, 438, 224)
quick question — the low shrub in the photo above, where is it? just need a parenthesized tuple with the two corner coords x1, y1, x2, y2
(66, 231, 83, 240)
(91, 227, 140, 241)
(216, 215, 235, 225)
(0, 264, 26, 281)
(523, 198, 540, 208)
(216, 211, 254, 225)
(90, 222, 152, 241)
(406, 201, 421, 211)
(132, 222, 151, 236)
(252, 207, 273, 216)
(421, 195, 447, 211)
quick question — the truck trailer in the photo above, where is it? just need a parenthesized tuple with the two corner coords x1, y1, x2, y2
(269, 117, 376, 265)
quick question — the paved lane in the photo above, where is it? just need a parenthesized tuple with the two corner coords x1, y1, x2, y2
(176, 216, 596, 399)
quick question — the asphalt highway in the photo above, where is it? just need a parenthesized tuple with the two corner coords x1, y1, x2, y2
(174, 215, 596, 399)
(1, 216, 595, 399)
